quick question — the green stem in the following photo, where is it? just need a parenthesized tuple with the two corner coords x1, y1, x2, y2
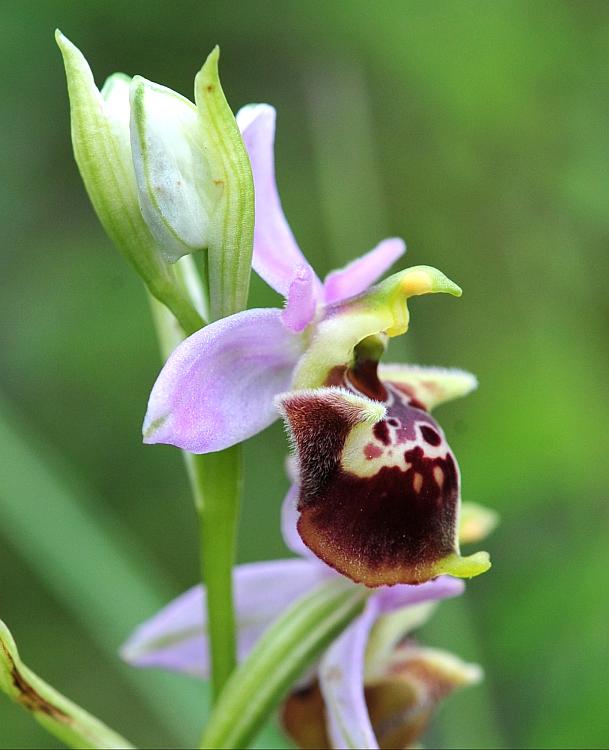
(199, 580, 368, 750)
(186, 451, 241, 699)
(151, 274, 205, 336)
(149, 294, 240, 702)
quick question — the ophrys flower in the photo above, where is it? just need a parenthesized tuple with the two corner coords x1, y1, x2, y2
(144, 104, 490, 587)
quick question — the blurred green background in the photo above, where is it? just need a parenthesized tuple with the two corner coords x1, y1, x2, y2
(1, 1, 608, 747)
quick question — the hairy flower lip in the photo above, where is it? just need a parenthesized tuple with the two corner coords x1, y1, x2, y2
(278, 356, 490, 589)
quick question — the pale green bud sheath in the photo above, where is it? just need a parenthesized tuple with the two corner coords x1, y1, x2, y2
(55, 30, 204, 335)
(194, 47, 255, 320)
(1, 620, 133, 750)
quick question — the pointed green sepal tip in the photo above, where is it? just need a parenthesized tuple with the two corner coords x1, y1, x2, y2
(193, 43, 254, 319)
(1, 620, 133, 749)
(431, 550, 491, 579)
(201, 44, 220, 77)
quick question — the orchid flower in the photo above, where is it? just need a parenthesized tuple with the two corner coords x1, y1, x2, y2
(143, 104, 491, 588)
(121, 498, 490, 749)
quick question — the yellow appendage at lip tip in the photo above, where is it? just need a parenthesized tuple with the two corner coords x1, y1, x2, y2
(432, 550, 492, 580)
(399, 267, 462, 298)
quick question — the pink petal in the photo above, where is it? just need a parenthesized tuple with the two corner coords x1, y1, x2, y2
(237, 104, 322, 298)
(323, 237, 406, 304)
(121, 559, 330, 677)
(373, 575, 465, 614)
(143, 308, 303, 453)
(319, 577, 464, 750)
(281, 264, 318, 332)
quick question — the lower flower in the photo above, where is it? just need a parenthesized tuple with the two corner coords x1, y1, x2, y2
(283, 641, 481, 750)
(121, 501, 495, 749)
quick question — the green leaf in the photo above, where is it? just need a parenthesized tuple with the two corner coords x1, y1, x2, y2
(0, 621, 134, 750)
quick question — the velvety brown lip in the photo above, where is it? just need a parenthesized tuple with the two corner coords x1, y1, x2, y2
(281, 357, 461, 587)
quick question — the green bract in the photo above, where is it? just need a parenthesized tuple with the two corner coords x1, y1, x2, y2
(193, 48, 255, 319)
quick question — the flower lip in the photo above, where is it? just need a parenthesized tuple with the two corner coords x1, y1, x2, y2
(279, 355, 490, 587)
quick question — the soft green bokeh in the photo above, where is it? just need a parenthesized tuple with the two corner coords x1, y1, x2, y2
(1, 1, 608, 748)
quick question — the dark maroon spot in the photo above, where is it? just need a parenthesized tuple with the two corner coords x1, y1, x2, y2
(364, 442, 383, 460)
(388, 418, 399, 427)
(420, 425, 441, 446)
(324, 365, 349, 389)
(373, 421, 391, 445)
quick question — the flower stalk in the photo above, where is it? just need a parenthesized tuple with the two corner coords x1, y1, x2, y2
(187, 449, 242, 698)
(57, 29, 254, 707)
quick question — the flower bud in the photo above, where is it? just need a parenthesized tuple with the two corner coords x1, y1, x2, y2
(57, 33, 254, 329)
